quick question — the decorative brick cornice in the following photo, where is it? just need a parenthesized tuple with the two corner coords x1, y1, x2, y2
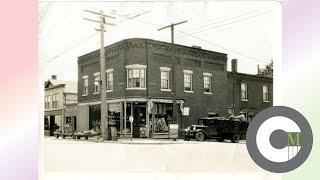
(78, 38, 227, 64)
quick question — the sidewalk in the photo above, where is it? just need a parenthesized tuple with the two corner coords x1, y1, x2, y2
(45, 136, 193, 144)
(117, 138, 188, 144)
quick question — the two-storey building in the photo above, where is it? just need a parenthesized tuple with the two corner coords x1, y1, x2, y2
(44, 75, 77, 136)
(227, 59, 273, 122)
(76, 38, 273, 138)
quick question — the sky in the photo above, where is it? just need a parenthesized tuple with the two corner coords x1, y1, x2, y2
(39, 0, 281, 82)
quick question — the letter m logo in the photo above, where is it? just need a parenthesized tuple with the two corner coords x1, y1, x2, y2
(288, 132, 301, 146)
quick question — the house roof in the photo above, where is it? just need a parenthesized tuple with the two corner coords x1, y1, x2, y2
(45, 79, 77, 94)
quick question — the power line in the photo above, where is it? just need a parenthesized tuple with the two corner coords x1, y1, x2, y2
(177, 10, 259, 37)
(176, 29, 268, 63)
(176, 10, 273, 40)
(43, 10, 149, 64)
(42, 31, 97, 64)
(113, 11, 270, 64)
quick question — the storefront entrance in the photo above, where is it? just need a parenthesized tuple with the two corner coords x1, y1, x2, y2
(95, 98, 183, 138)
(132, 105, 146, 138)
(44, 115, 57, 136)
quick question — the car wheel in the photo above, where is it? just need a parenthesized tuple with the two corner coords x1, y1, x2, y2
(231, 134, 240, 143)
(217, 137, 225, 142)
(196, 131, 205, 141)
(184, 137, 190, 141)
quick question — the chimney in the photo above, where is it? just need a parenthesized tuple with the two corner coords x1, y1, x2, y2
(231, 59, 237, 72)
(51, 75, 57, 80)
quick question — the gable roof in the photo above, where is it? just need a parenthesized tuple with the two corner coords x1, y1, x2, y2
(45, 79, 77, 94)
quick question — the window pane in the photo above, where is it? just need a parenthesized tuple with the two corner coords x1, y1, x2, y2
(127, 68, 146, 88)
(133, 69, 139, 78)
(107, 72, 113, 90)
(128, 69, 133, 88)
(263, 85, 268, 101)
(140, 69, 145, 88)
(161, 71, 169, 89)
(203, 76, 211, 92)
(241, 83, 247, 99)
(184, 73, 192, 91)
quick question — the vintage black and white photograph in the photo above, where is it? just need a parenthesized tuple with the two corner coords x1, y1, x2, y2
(39, 0, 281, 179)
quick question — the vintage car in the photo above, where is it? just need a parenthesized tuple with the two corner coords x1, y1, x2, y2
(184, 117, 248, 143)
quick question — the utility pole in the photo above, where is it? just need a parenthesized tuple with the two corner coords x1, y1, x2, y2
(158, 20, 187, 136)
(84, 10, 116, 141)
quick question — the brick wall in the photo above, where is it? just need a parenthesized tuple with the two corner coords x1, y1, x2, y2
(77, 38, 273, 128)
(227, 72, 273, 117)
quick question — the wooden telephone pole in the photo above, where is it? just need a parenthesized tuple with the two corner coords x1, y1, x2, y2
(158, 20, 187, 134)
(84, 10, 116, 140)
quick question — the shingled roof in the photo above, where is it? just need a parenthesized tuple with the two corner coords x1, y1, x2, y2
(45, 79, 77, 94)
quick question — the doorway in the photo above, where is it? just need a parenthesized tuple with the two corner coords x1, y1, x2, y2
(49, 115, 55, 136)
(132, 104, 146, 138)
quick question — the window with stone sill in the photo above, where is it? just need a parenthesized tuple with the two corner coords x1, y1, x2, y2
(184, 72, 192, 91)
(83, 77, 88, 95)
(93, 73, 100, 94)
(263, 84, 269, 102)
(161, 70, 170, 90)
(127, 68, 146, 88)
(107, 70, 113, 91)
(241, 82, 248, 101)
(203, 75, 211, 93)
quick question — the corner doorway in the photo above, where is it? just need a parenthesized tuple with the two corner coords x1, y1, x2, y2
(132, 104, 146, 138)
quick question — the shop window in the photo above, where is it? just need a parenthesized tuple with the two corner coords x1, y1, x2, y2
(124, 103, 132, 134)
(184, 70, 193, 92)
(89, 105, 101, 132)
(44, 117, 50, 130)
(153, 103, 173, 134)
(108, 103, 120, 131)
(263, 84, 269, 102)
(241, 82, 248, 101)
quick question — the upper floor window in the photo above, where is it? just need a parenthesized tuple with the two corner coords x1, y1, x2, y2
(241, 82, 248, 101)
(126, 64, 146, 89)
(184, 70, 193, 92)
(106, 69, 113, 91)
(203, 72, 212, 94)
(83, 75, 88, 96)
(263, 84, 269, 102)
(160, 67, 171, 91)
(52, 94, 59, 108)
(93, 72, 100, 94)
(45, 95, 51, 109)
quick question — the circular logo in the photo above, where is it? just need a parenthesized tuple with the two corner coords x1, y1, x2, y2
(246, 106, 313, 173)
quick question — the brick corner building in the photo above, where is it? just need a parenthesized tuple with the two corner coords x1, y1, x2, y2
(76, 38, 273, 138)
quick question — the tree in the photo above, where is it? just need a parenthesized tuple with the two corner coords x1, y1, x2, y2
(258, 60, 273, 77)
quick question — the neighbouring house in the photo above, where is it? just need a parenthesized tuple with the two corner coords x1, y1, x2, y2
(76, 38, 273, 138)
(44, 75, 77, 136)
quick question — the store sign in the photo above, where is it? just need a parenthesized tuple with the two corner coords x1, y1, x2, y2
(183, 107, 190, 116)
(169, 124, 179, 139)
